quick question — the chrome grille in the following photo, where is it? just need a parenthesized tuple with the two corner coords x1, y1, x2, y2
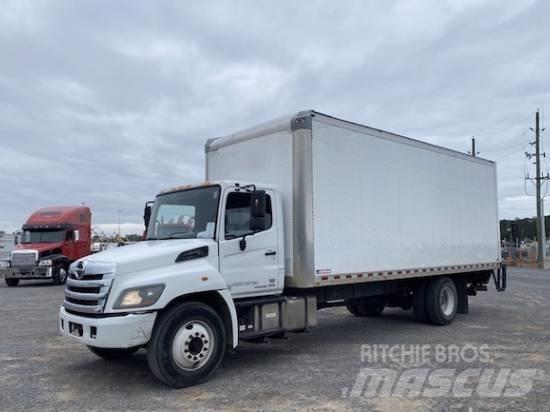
(11, 251, 38, 267)
(63, 261, 115, 314)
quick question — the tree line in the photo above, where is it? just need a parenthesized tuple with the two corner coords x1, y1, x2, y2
(500, 216, 550, 242)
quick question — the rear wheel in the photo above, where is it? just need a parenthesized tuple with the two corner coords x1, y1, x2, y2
(5, 278, 19, 287)
(425, 277, 458, 325)
(88, 346, 139, 359)
(147, 302, 226, 388)
(345, 299, 385, 317)
(345, 300, 361, 316)
(53, 266, 68, 285)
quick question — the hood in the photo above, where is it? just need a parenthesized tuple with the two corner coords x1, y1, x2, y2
(80, 239, 216, 275)
(15, 243, 63, 257)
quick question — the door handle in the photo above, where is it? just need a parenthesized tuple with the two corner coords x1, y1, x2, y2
(265, 250, 277, 256)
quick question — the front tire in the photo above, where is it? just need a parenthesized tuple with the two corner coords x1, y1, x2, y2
(53, 266, 68, 285)
(5, 278, 20, 287)
(147, 302, 226, 388)
(88, 346, 139, 359)
(425, 277, 458, 325)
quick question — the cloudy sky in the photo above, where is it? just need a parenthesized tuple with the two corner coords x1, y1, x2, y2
(1, 0, 549, 235)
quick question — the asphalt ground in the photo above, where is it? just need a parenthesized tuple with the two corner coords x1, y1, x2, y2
(0, 267, 548, 411)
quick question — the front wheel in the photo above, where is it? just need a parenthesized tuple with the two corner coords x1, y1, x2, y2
(88, 346, 139, 359)
(53, 266, 68, 285)
(5, 278, 20, 287)
(147, 302, 226, 388)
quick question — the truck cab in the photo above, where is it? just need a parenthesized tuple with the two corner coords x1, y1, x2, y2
(143, 181, 284, 299)
(58, 181, 310, 387)
(1, 206, 92, 286)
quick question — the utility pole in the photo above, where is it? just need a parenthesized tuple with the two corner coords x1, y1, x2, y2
(118, 209, 121, 238)
(535, 111, 545, 268)
(525, 110, 548, 268)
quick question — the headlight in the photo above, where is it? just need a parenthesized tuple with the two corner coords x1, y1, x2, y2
(0, 261, 10, 268)
(113, 284, 165, 309)
(39, 259, 53, 267)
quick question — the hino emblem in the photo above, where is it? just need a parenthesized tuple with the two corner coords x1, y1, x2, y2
(75, 261, 86, 279)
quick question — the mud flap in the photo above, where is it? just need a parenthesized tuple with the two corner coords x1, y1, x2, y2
(454, 277, 469, 315)
(492, 266, 507, 292)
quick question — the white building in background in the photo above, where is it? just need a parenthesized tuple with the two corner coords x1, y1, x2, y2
(0, 233, 16, 260)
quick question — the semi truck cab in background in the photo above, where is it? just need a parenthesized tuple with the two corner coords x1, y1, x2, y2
(58, 111, 506, 388)
(1, 206, 91, 286)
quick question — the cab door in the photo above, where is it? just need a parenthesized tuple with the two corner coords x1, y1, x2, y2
(63, 229, 76, 260)
(218, 188, 280, 298)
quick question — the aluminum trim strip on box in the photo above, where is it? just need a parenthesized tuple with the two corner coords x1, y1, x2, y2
(314, 262, 501, 286)
(291, 124, 315, 288)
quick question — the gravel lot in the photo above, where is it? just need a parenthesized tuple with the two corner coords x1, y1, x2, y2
(1, 267, 548, 411)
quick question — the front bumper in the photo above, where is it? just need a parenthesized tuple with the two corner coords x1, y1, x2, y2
(1, 266, 53, 279)
(59, 306, 157, 348)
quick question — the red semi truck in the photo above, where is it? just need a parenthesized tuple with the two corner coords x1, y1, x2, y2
(0, 206, 91, 286)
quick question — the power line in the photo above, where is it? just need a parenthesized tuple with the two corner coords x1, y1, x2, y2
(468, 130, 528, 161)
(472, 114, 534, 137)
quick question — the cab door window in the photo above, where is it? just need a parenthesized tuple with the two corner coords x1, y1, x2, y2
(225, 192, 272, 239)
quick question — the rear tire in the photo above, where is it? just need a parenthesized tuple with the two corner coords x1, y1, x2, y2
(345, 299, 385, 317)
(88, 346, 139, 359)
(345, 300, 361, 316)
(5, 278, 19, 287)
(425, 277, 458, 325)
(147, 302, 226, 388)
(358, 301, 385, 316)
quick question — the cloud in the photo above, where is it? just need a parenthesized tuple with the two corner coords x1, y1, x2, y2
(1, 0, 549, 233)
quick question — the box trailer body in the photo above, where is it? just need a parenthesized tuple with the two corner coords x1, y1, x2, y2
(206, 111, 501, 289)
(58, 110, 505, 388)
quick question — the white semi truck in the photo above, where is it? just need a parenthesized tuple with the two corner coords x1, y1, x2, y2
(59, 111, 506, 387)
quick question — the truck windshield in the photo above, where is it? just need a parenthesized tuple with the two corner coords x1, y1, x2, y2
(22, 230, 65, 243)
(147, 185, 220, 240)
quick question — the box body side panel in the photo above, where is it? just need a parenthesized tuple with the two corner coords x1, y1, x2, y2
(311, 118, 501, 279)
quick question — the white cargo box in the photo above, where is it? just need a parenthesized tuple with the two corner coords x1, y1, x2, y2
(206, 111, 501, 289)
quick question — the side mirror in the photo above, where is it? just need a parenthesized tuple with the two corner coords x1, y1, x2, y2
(144, 201, 153, 230)
(249, 190, 267, 232)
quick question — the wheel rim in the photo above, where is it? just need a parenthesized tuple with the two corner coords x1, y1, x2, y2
(171, 320, 214, 371)
(58, 268, 67, 282)
(439, 285, 455, 316)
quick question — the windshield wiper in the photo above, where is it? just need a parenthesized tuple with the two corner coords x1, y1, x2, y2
(159, 232, 194, 240)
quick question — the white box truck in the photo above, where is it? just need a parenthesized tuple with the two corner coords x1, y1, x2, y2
(59, 110, 505, 387)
